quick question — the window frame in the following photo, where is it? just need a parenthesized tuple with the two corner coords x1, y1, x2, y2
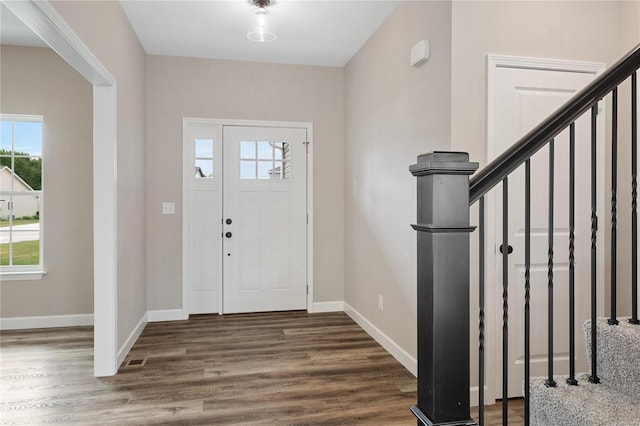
(0, 114, 45, 280)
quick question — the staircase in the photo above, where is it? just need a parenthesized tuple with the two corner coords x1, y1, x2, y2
(409, 43, 640, 426)
(529, 319, 640, 425)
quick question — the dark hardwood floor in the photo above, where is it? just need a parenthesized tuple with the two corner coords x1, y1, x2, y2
(1, 311, 522, 425)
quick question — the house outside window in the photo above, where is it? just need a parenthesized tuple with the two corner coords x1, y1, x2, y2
(0, 115, 44, 278)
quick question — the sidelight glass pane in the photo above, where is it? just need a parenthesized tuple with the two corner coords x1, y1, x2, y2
(195, 159, 213, 178)
(257, 141, 272, 160)
(241, 161, 256, 179)
(195, 139, 214, 158)
(240, 141, 255, 159)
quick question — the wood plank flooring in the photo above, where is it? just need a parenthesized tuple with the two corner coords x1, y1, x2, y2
(1, 311, 522, 425)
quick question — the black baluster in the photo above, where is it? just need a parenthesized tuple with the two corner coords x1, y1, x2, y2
(631, 72, 639, 326)
(545, 140, 557, 388)
(524, 160, 531, 425)
(567, 124, 578, 386)
(589, 104, 601, 384)
(479, 196, 485, 426)
(610, 88, 620, 326)
(502, 177, 509, 426)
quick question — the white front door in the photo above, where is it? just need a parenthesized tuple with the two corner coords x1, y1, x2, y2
(488, 59, 605, 398)
(222, 126, 308, 314)
(182, 121, 309, 316)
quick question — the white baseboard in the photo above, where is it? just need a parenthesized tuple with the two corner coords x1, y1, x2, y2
(117, 312, 147, 367)
(0, 313, 93, 330)
(147, 309, 185, 322)
(310, 301, 344, 313)
(470, 385, 491, 407)
(343, 302, 417, 377)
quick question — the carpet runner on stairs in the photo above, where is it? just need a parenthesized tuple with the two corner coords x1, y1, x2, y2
(529, 318, 640, 426)
(584, 319, 640, 396)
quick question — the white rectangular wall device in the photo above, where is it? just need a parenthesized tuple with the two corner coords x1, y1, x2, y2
(410, 40, 430, 67)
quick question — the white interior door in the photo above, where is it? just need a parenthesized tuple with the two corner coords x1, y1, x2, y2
(489, 63, 605, 397)
(222, 126, 307, 314)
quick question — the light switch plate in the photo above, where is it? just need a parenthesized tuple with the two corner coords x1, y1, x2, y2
(162, 202, 175, 215)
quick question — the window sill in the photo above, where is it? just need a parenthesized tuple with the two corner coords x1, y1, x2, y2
(0, 270, 46, 281)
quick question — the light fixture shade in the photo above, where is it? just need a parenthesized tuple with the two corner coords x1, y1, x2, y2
(247, 7, 276, 43)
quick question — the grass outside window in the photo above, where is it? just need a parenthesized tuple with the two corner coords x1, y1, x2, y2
(0, 240, 39, 266)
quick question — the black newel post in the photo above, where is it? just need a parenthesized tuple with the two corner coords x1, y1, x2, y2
(409, 152, 478, 426)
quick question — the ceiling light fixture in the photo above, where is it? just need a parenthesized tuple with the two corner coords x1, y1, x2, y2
(247, 0, 276, 43)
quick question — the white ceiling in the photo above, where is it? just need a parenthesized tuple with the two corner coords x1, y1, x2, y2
(0, 1, 399, 67)
(0, 2, 48, 48)
(120, 0, 400, 67)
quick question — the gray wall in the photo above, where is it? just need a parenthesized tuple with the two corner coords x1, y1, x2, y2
(0, 45, 93, 317)
(343, 0, 637, 378)
(51, 0, 147, 349)
(145, 56, 345, 310)
(344, 1, 453, 358)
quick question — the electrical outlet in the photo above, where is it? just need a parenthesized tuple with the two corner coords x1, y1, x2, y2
(378, 294, 384, 311)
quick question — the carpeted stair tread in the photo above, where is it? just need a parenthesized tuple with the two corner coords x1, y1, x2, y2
(530, 373, 640, 426)
(584, 318, 640, 396)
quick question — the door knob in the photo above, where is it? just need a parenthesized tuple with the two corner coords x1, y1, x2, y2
(226, 218, 232, 225)
(225, 232, 232, 238)
(500, 244, 513, 254)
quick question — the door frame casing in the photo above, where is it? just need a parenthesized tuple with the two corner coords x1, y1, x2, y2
(484, 55, 606, 404)
(182, 118, 314, 317)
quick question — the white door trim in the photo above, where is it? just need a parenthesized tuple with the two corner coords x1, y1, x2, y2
(182, 118, 314, 317)
(4, 1, 119, 376)
(484, 55, 606, 403)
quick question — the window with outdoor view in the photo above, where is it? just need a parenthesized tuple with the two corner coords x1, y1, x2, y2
(0, 115, 43, 272)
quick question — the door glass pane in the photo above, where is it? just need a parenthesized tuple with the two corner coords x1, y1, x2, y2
(0, 121, 11, 151)
(257, 141, 272, 160)
(240, 141, 256, 159)
(195, 159, 213, 178)
(282, 142, 291, 160)
(274, 142, 284, 160)
(14, 121, 42, 157)
(269, 161, 282, 180)
(282, 161, 291, 179)
(257, 161, 273, 179)
(195, 139, 214, 158)
(241, 161, 256, 179)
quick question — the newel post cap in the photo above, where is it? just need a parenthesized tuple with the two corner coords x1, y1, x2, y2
(409, 151, 478, 177)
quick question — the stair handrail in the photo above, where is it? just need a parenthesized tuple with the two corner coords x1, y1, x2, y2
(469, 43, 640, 205)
